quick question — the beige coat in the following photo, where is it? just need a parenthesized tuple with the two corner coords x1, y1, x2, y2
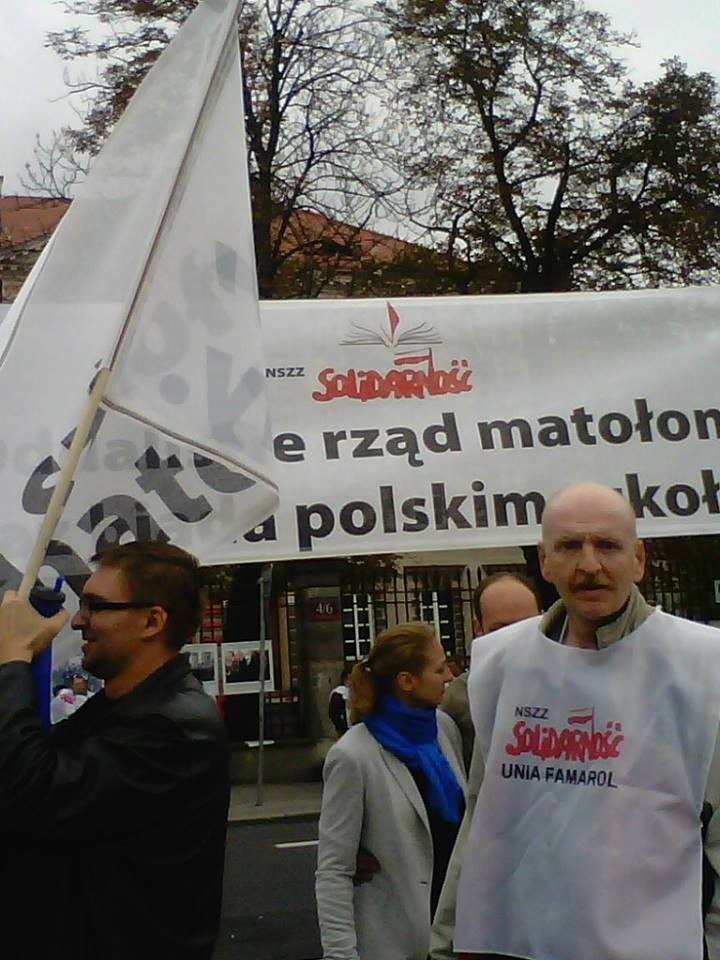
(440, 672, 473, 772)
(316, 711, 466, 960)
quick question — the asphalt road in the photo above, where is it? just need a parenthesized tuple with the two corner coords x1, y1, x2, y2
(214, 816, 322, 960)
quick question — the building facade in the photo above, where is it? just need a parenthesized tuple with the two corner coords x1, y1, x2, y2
(200, 535, 720, 762)
(0, 193, 70, 302)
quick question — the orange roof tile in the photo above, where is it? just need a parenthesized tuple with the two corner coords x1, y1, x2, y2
(0, 196, 70, 247)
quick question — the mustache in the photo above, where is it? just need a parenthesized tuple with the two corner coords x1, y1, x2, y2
(571, 578, 608, 591)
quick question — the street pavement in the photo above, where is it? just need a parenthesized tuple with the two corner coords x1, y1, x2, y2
(214, 788, 323, 960)
(228, 781, 322, 823)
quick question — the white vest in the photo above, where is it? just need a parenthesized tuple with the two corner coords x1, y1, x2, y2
(455, 610, 720, 960)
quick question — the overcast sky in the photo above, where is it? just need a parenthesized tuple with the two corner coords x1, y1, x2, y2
(2, 0, 719, 195)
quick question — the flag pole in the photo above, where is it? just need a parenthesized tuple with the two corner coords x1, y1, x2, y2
(255, 563, 272, 807)
(18, 369, 111, 600)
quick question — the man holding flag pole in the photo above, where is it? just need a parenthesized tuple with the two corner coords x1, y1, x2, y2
(432, 482, 720, 960)
(0, 542, 229, 959)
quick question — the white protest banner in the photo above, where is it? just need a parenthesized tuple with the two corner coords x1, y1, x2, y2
(0, 0, 277, 677)
(208, 285, 720, 563)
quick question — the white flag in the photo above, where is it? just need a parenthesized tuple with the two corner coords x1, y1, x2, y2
(0, 0, 277, 603)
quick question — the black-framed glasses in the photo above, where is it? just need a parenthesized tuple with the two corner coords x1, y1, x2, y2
(77, 599, 158, 616)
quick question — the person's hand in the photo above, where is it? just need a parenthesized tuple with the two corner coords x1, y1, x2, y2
(0, 591, 69, 665)
(353, 846, 381, 885)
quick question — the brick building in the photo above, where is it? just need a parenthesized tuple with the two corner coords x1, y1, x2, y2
(0, 192, 70, 302)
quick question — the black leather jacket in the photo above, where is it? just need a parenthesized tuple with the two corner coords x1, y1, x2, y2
(0, 654, 230, 959)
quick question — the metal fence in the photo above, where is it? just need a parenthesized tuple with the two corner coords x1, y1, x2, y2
(202, 538, 720, 741)
(641, 536, 720, 623)
(254, 561, 529, 740)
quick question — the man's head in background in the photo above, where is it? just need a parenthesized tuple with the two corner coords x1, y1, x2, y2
(473, 572, 542, 636)
(446, 655, 464, 677)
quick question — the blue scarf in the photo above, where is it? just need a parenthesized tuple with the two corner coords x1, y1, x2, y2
(364, 694, 464, 824)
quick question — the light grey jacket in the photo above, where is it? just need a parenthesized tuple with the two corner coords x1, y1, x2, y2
(316, 710, 466, 960)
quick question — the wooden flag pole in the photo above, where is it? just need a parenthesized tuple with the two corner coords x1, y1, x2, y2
(18, 368, 112, 601)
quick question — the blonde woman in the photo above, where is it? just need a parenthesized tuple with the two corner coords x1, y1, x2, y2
(316, 623, 466, 960)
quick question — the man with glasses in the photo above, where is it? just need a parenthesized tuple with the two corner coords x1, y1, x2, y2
(0, 541, 229, 960)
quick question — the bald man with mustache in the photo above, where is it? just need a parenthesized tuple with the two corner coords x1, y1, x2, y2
(431, 483, 720, 960)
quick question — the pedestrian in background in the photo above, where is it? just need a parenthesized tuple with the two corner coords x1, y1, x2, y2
(441, 573, 541, 770)
(316, 622, 465, 960)
(329, 665, 351, 736)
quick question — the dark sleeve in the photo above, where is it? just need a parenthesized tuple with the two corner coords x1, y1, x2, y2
(329, 691, 348, 733)
(0, 661, 224, 841)
(702, 801, 717, 960)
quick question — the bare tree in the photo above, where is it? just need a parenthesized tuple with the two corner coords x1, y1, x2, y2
(237, 2, 386, 295)
(21, 131, 90, 199)
(40, 0, 399, 297)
